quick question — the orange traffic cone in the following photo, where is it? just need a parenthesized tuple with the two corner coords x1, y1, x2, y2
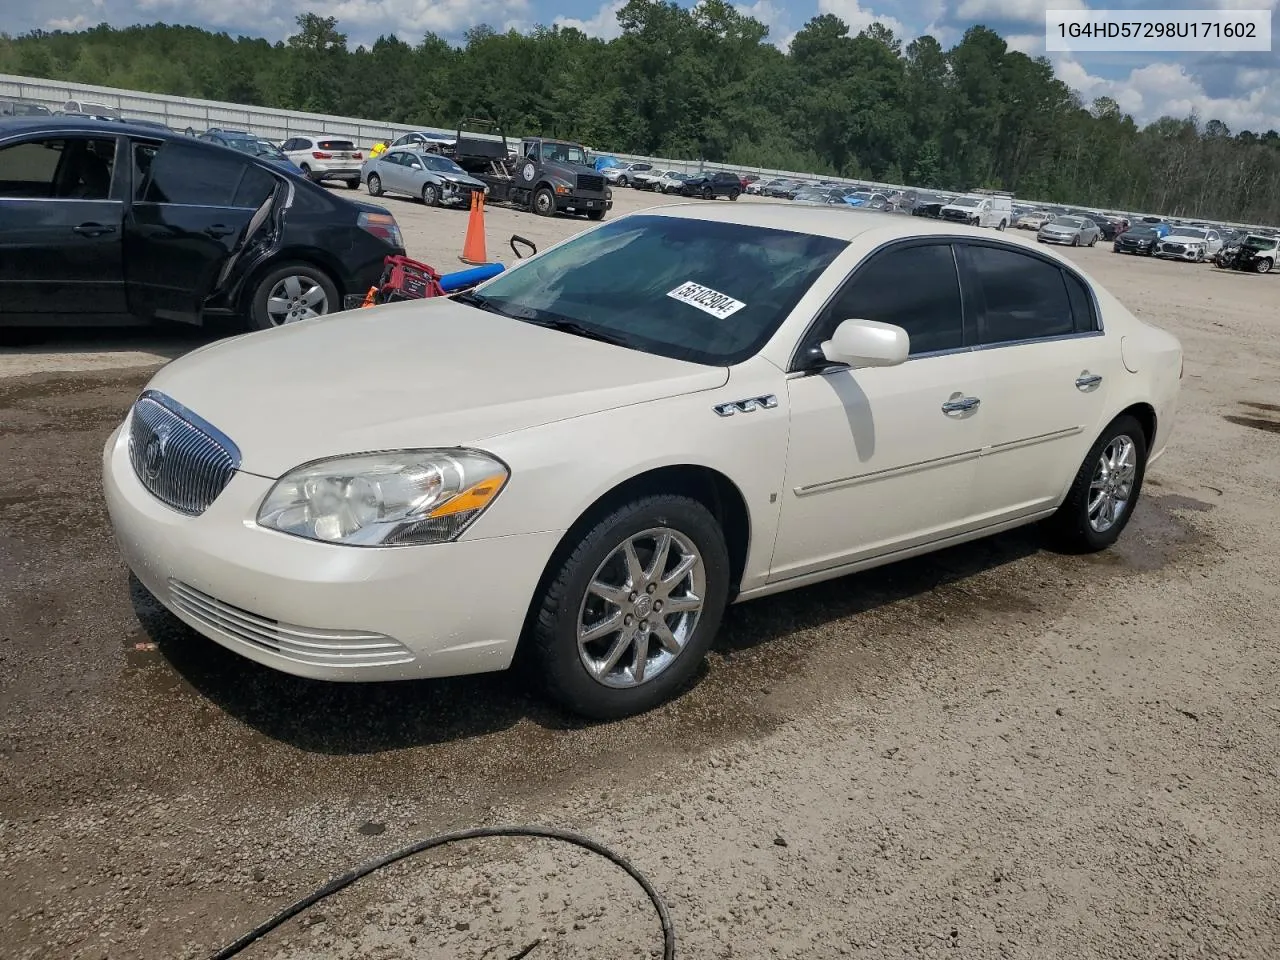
(459, 190, 490, 265)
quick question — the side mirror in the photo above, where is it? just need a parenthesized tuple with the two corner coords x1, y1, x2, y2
(820, 319, 909, 368)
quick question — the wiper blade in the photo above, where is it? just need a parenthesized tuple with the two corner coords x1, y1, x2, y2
(520, 316, 631, 346)
(450, 290, 511, 317)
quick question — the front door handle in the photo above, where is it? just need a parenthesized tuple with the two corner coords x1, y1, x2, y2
(204, 224, 235, 238)
(1075, 372, 1104, 390)
(942, 396, 981, 414)
(73, 222, 116, 237)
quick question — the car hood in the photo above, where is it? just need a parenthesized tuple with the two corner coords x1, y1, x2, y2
(141, 297, 729, 478)
(438, 171, 486, 188)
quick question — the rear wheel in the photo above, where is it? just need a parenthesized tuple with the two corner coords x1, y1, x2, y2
(299, 163, 316, 182)
(729, 189, 740, 201)
(1044, 415, 1147, 553)
(529, 494, 730, 720)
(532, 186, 557, 217)
(248, 262, 339, 332)
(702, 186, 714, 200)
(366, 173, 383, 196)
(345, 179, 360, 190)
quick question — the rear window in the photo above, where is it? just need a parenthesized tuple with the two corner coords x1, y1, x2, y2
(469, 213, 847, 366)
(317, 140, 356, 151)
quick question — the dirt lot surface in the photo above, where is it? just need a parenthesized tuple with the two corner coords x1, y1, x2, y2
(2, 188, 1279, 960)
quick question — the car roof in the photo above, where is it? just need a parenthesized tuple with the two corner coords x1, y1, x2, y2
(637, 201, 1044, 245)
(0, 115, 178, 139)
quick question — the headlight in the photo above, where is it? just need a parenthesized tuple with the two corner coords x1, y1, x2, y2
(257, 449, 509, 546)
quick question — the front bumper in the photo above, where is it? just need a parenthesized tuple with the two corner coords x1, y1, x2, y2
(102, 422, 561, 682)
(555, 194, 611, 212)
(1038, 234, 1076, 244)
(1154, 246, 1203, 260)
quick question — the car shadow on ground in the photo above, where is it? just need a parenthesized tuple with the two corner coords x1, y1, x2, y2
(0, 323, 221, 358)
(130, 524, 1047, 755)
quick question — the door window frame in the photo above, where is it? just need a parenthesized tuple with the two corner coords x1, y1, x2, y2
(129, 137, 280, 210)
(0, 132, 127, 204)
(952, 238, 1104, 352)
(787, 236, 973, 373)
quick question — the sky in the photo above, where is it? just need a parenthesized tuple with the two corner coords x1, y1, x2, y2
(9, 0, 1280, 132)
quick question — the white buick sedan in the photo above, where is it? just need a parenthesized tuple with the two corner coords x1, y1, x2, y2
(103, 205, 1183, 720)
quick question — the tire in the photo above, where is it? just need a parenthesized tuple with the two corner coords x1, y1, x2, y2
(532, 186, 557, 217)
(617, 176, 629, 187)
(1089, 235, 1097, 247)
(702, 186, 714, 200)
(299, 163, 316, 182)
(1256, 257, 1273, 274)
(247, 261, 340, 332)
(586, 209, 605, 221)
(1044, 414, 1148, 554)
(530, 494, 730, 720)
(996, 220, 1007, 231)
(422, 182, 440, 207)
(1071, 235, 1080, 246)
(729, 189, 740, 201)
(366, 173, 383, 197)
(345, 179, 360, 190)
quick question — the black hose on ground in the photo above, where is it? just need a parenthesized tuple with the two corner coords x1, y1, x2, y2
(206, 825, 675, 960)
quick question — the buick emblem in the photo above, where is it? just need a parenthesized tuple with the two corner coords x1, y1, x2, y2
(143, 427, 170, 481)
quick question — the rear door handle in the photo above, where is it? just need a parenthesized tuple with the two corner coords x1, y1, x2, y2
(73, 222, 116, 237)
(942, 396, 981, 413)
(204, 224, 235, 238)
(1075, 372, 1104, 389)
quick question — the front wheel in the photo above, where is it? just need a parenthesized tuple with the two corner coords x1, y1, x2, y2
(586, 209, 605, 221)
(1256, 257, 1273, 274)
(529, 494, 730, 720)
(1044, 415, 1148, 553)
(532, 186, 557, 217)
(617, 176, 629, 188)
(702, 186, 714, 200)
(366, 173, 383, 197)
(248, 262, 339, 332)
(422, 182, 440, 207)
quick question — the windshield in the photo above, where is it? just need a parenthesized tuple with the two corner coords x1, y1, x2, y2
(1176, 228, 1207, 239)
(422, 154, 466, 174)
(1052, 216, 1086, 227)
(536, 142, 588, 165)
(1127, 227, 1158, 237)
(467, 214, 846, 366)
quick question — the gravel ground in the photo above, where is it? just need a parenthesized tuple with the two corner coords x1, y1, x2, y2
(1, 188, 1278, 960)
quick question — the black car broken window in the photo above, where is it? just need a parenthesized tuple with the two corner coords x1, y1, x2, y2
(137, 141, 274, 208)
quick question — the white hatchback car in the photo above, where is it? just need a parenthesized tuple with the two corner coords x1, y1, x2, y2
(280, 135, 364, 188)
(103, 206, 1182, 720)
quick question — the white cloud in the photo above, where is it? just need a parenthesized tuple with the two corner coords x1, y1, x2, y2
(1054, 55, 1280, 131)
(955, 0, 1085, 18)
(816, 0, 908, 40)
(47, 14, 92, 30)
(1004, 31, 1042, 54)
(733, 0, 795, 50)
(553, 0, 625, 39)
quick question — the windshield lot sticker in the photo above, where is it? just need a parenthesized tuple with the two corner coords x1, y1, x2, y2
(666, 281, 746, 319)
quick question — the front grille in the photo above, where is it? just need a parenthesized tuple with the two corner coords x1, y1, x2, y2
(941, 209, 969, 221)
(576, 173, 605, 192)
(128, 391, 240, 516)
(1162, 243, 1185, 254)
(169, 580, 415, 669)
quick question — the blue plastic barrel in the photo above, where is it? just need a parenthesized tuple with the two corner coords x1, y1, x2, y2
(438, 262, 505, 292)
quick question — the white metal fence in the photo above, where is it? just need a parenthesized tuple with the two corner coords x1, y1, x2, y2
(0, 71, 890, 189)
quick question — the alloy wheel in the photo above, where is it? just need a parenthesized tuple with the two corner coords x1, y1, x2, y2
(265, 275, 329, 325)
(576, 527, 705, 689)
(1088, 435, 1137, 534)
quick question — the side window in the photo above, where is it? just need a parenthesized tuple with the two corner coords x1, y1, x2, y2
(1062, 270, 1097, 333)
(0, 137, 115, 200)
(816, 243, 965, 357)
(138, 141, 263, 207)
(281, 139, 297, 151)
(960, 245, 1074, 344)
(232, 164, 277, 208)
